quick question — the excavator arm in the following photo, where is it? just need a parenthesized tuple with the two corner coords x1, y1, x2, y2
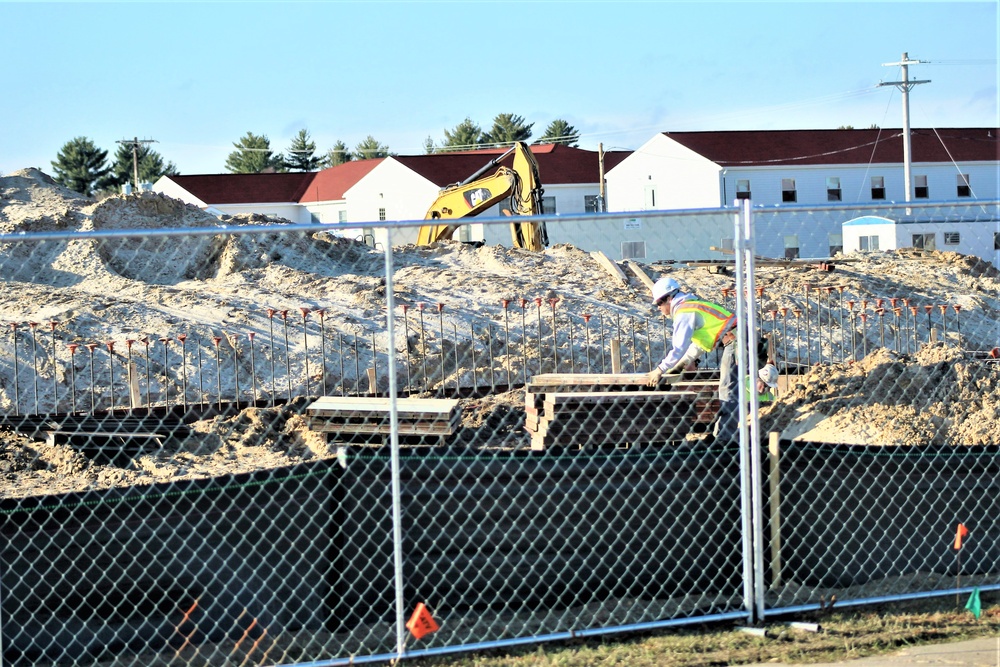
(417, 142, 547, 250)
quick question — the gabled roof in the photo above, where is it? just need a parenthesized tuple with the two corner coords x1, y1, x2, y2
(165, 172, 315, 205)
(299, 159, 384, 203)
(662, 128, 999, 167)
(392, 143, 630, 187)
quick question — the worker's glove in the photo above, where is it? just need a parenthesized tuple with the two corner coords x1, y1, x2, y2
(645, 368, 663, 387)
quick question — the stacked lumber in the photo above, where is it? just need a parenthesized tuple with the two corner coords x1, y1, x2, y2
(524, 373, 719, 451)
(306, 397, 461, 442)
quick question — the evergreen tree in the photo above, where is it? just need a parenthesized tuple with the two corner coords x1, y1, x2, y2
(324, 141, 353, 166)
(482, 113, 533, 147)
(536, 119, 580, 147)
(423, 136, 437, 154)
(107, 141, 178, 190)
(441, 117, 483, 151)
(225, 132, 286, 173)
(51, 136, 112, 196)
(354, 135, 390, 159)
(285, 129, 324, 171)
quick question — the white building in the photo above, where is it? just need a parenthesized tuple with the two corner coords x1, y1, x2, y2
(843, 215, 1000, 268)
(602, 128, 999, 263)
(605, 128, 999, 210)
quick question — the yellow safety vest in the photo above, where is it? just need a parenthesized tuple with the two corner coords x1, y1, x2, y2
(673, 300, 735, 352)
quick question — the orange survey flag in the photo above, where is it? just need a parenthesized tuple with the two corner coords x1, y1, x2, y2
(954, 523, 969, 550)
(405, 602, 439, 640)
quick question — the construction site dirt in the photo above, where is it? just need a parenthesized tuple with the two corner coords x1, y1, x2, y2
(1, 167, 999, 499)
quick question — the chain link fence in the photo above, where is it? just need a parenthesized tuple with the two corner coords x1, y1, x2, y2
(0, 184, 998, 665)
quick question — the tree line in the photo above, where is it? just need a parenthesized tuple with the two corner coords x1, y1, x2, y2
(47, 114, 580, 197)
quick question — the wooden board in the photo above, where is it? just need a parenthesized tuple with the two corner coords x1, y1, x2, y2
(589, 251, 629, 286)
(306, 396, 460, 419)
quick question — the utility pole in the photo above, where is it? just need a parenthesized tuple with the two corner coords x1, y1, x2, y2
(878, 53, 930, 203)
(116, 137, 158, 191)
(597, 143, 606, 212)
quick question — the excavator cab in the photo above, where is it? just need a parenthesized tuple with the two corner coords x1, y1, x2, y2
(416, 142, 548, 251)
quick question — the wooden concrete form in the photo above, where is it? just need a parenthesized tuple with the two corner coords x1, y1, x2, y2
(523, 372, 718, 450)
(305, 396, 462, 442)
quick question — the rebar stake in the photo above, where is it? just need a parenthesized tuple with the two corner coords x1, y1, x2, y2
(159, 337, 171, 406)
(549, 297, 560, 372)
(177, 334, 188, 409)
(85, 342, 98, 413)
(106, 341, 116, 411)
(846, 301, 856, 361)
(212, 336, 223, 411)
(141, 337, 151, 408)
(437, 303, 446, 392)
(29, 322, 39, 414)
(48, 321, 59, 413)
(401, 305, 411, 395)
(300, 307, 311, 397)
(67, 343, 79, 414)
(125, 339, 135, 411)
(953, 304, 963, 349)
(519, 298, 528, 385)
(280, 310, 291, 402)
(9, 323, 19, 416)
(582, 314, 592, 373)
(534, 297, 543, 374)
(418, 303, 428, 392)
(909, 306, 919, 352)
(316, 309, 327, 396)
(859, 313, 869, 357)
(501, 299, 512, 388)
(248, 332, 258, 403)
(266, 309, 277, 405)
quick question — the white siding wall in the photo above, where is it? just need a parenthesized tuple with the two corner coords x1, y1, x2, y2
(302, 201, 348, 225)
(722, 161, 998, 207)
(604, 134, 726, 211)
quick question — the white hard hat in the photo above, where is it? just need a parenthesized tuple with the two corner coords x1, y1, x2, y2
(651, 277, 682, 305)
(758, 364, 779, 389)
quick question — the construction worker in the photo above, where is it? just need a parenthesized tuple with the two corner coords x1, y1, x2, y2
(646, 276, 735, 384)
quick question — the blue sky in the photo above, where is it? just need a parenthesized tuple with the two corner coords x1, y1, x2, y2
(1, 1, 997, 176)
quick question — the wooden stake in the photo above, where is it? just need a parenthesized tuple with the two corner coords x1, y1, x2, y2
(769, 432, 783, 589)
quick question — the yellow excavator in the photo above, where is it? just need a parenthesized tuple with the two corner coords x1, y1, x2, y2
(416, 141, 548, 251)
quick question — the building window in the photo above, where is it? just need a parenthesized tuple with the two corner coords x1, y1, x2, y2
(736, 179, 751, 200)
(944, 232, 960, 245)
(871, 176, 885, 200)
(826, 177, 842, 202)
(541, 196, 557, 214)
(957, 174, 971, 197)
(378, 207, 386, 221)
(781, 178, 797, 203)
(783, 234, 799, 259)
(584, 195, 600, 212)
(721, 237, 734, 251)
(912, 233, 935, 250)
(828, 233, 843, 256)
(338, 210, 348, 223)
(914, 175, 929, 199)
(310, 212, 321, 223)
(621, 241, 646, 260)
(995, 232, 1000, 250)
(859, 235, 880, 251)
